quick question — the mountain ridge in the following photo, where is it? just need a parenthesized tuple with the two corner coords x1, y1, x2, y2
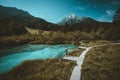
(58, 14, 97, 25)
(0, 5, 54, 36)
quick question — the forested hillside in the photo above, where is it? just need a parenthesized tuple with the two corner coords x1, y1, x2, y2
(0, 5, 52, 36)
(0, 5, 120, 40)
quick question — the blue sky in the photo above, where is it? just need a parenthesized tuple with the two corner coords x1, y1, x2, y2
(0, 0, 120, 23)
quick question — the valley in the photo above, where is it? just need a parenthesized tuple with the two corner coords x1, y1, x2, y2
(0, 3, 120, 80)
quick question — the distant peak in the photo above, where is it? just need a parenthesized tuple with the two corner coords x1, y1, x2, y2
(66, 14, 76, 18)
(65, 13, 79, 19)
(58, 14, 97, 25)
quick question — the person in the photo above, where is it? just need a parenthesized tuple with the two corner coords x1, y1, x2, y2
(65, 48, 68, 56)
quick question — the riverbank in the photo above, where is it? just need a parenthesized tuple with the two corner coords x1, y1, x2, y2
(0, 34, 114, 48)
(0, 42, 120, 80)
(0, 44, 77, 74)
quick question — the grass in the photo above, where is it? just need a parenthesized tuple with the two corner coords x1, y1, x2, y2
(80, 40, 113, 46)
(0, 59, 76, 80)
(0, 31, 114, 48)
(0, 34, 33, 48)
(25, 27, 39, 35)
(81, 44, 120, 80)
(68, 48, 85, 57)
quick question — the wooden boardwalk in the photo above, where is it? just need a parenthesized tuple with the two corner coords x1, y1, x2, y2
(63, 43, 120, 80)
(63, 46, 92, 80)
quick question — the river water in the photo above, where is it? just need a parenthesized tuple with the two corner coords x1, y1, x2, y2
(0, 44, 78, 74)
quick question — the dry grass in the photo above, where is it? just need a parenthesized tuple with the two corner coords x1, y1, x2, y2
(81, 44, 120, 80)
(0, 59, 76, 80)
(0, 32, 114, 48)
(25, 27, 39, 34)
(68, 48, 85, 57)
(80, 40, 112, 46)
(87, 40, 113, 46)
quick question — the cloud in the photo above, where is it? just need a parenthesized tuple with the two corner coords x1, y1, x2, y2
(111, 0, 120, 5)
(2, 0, 15, 3)
(106, 10, 115, 16)
(98, 15, 112, 22)
(98, 10, 115, 22)
(78, 0, 120, 5)
(111, 1, 120, 5)
(74, 6, 85, 10)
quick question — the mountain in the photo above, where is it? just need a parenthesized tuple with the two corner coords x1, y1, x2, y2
(58, 14, 97, 25)
(0, 5, 52, 36)
(0, 5, 33, 20)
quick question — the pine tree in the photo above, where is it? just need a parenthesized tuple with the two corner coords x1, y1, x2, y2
(113, 7, 120, 22)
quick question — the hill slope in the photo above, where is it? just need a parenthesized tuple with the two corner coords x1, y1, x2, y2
(0, 5, 51, 36)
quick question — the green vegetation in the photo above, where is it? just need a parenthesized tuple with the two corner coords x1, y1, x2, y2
(0, 59, 76, 80)
(68, 48, 85, 57)
(81, 45, 120, 80)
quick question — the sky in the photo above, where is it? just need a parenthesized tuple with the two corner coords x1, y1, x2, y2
(0, 0, 120, 23)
